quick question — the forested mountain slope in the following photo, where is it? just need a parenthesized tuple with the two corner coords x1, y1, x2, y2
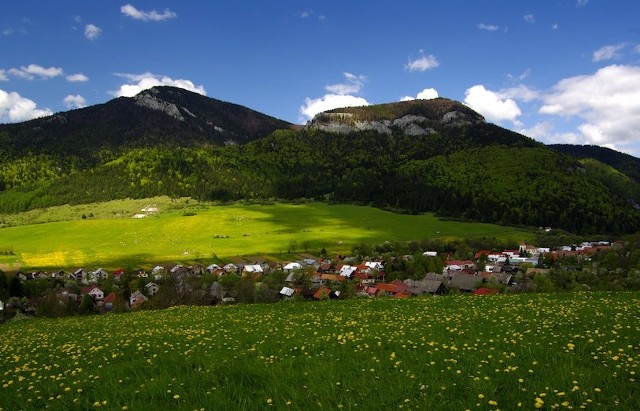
(1, 90, 638, 235)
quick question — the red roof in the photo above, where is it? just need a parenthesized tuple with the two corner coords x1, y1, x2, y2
(473, 287, 499, 295)
(313, 287, 331, 300)
(113, 268, 125, 276)
(475, 250, 491, 259)
(103, 292, 117, 303)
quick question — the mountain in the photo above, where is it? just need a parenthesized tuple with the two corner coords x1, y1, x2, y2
(0, 86, 292, 159)
(550, 144, 640, 183)
(1, 91, 639, 235)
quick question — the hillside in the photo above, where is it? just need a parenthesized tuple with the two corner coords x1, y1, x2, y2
(1, 90, 639, 235)
(0, 86, 291, 159)
(550, 144, 640, 183)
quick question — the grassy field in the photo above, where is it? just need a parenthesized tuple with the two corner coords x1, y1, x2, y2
(0, 292, 638, 410)
(0, 198, 531, 270)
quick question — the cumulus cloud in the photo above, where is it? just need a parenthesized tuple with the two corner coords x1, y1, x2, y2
(63, 94, 87, 109)
(299, 72, 370, 122)
(524, 14, 535, 24)
(0, 89, 52, 123)
(66, 73, 89, 82)
(111, 72, 206, 97)
(325, 72, 366, 95)
(8, 64, 64, 80)
(405, 51, 439, 72)
(400, 88, 439, 101)
(477, 23, 499, 32)
(538, 64, 640, 151)
(120, 4, 177, 22)
(84, 23, 102, 40)
(519, 121, 581, 145)
(300, 94, 369, 122)
(464, 85, 522, 124)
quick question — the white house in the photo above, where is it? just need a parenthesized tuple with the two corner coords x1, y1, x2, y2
(144, 282, 160, 296)
(283, 262, 303, 272)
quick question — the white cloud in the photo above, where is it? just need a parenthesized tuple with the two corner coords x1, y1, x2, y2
(84, 23, 102, 40)
(477, 23, 499, 32)
(120, 4, 177, 22)
(519, 121, 582, 145)
(577, 0, 589, 6)
(552, 23, 559, 30)
(635, 44, 640, 54)
(300, 9, 312, 18)
(0, 70, 7, 81)
(63, 94, 87, 109)
(8, 64, 64, 80)
(400, 88, 439, 101)
(500, 84, 539, 102)
(405, 51, 439, 72)
(111, 72, 206, 97)
(524, 14, 535, 24)
(592, 43, 626, 62)
(464, 85, 522, 124)
(507, 68, 532, 83)
(0, 89, 52, 123)
(299, 94, 369, 122)
(299, 72, 370, 122)
(325, 72, 366, 95)
(66, 73, 89, 82)
(538, 64, 640, 151)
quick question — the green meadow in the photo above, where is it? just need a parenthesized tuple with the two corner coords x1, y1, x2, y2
(0, 292, 638, 410)
(0, 198, 531, 270)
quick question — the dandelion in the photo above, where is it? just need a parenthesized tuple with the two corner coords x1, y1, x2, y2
(173, 394, 180, 400)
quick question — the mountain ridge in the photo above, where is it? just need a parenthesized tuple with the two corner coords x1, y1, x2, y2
(0, 86, 639, 235)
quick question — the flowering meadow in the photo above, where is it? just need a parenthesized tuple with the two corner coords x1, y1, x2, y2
(1, 292, 638, 410)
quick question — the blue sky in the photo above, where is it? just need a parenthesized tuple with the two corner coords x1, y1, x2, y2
(2, 1, 640, 154)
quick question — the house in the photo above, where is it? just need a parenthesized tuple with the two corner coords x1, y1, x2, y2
(376, 282, 409, 297)
(103, 293, 117, 311)
(112, 268, 125, 281)
(404, 278, 447, 295)
(81, 285, 104, 301)
(474, 287, 499, 296)
(338, 265, 357, 278)
(283, 262, 303, 273)
(447, 273, 479, 293)
(279, 287, 296, 298)
(144, 282, 160, 296)
(189, 264, 206, 276)
(129, 290, 147, 308)
(317, 262, 333, 274)
(206, 264, 221, 273)
(423, 251, 438, 257)
(364, 261, 384, 271)
(313, 287, 332, 300)
(91, 268, 109, 281)
(445, 260, 475, 272)
(518, 243, 538, 256)
(320, 274, 344, 284)
(242, 264, 263, 276)
(223, 263, 238, 274)
(73, 268, 87, 282)
(51, 270, 68, 279)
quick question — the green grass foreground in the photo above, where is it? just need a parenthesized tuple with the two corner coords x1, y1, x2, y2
(1, 292, 638, 410)
(0, 199, 530, 269)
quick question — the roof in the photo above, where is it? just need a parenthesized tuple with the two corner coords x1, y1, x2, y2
(243, 264, 263, 273)
(474, 287, 499, 295)
(279, 287, 295, 297)
(313, 287, 332, 300)
(103, 292, 117, 303)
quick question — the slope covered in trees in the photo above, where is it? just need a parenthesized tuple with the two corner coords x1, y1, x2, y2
(1, 89, 639, 235)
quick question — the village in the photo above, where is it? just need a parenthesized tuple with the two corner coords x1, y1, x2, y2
(0, 239, 616, 318)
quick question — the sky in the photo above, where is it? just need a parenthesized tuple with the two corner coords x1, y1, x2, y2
(2, 1, 640, 155)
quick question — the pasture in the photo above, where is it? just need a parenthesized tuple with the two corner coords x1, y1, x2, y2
(0, 198, 530, 270)
(0, 292, 638, 410)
